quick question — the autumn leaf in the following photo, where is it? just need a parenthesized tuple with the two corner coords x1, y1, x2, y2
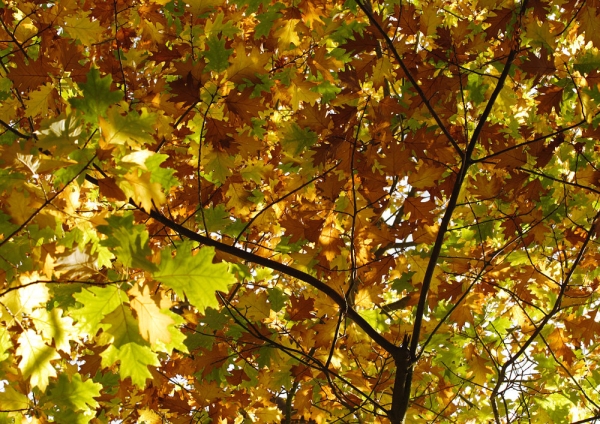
(16, 330, 60, 390)
(69, 68, 123, 122)
(129, 284, 175, 345)
(2, 0, 600, 422)
(154, 242, 235, 313)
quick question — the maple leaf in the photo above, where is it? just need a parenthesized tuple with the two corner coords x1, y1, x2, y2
(154, 242, 235, 312)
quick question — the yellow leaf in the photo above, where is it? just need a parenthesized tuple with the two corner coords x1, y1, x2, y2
(6, 189, 31, 225)
(288, 79, 320, 111)
(253, 406, 282, 422)
(420, 3, 443, 38)
(120, 170, 166, 212)
(63, 12, 105, 46)
(371, 57, 393, 88)
(275, 19, 300, 50)
(227, 44, 270, 84)
(24, 83, 54, 118)
(18, 273, 49, 313)
(0, 96, 20, 124)
(30, 308, 76, 354)
(16, 329, 60, 390)
(129, 284, 174, 346)
(408, 162, 446, 189)
(466, 353, 492, 386)
(137, 408, 163, 424)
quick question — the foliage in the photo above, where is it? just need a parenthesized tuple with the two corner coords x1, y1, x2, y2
(1, 0, 600, 423)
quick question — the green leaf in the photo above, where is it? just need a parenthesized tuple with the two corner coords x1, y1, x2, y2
(101, 342, 159, 387)
(69, 68, 124, 123)
(197, 204, 231, 232)
(16, 329, 60, 390)
(534, 393, 572, 422)
(146, 153, 179, 191)
(574, 51, 600, 74)
(99, 107, 156, 147)
(0, 385, 29, 412)
(204, 36, 233, 73)
(98, 213, 158, 272)
(280, 122, 317, 155)
(154, 241, 236, 312)
(49, 373, 102, 411)
(98, 306, 145, 347)
(358, 309, 389, 332)
(70, 286, 129, 336)
(254, 4, 285, 38)
(267, 287, 288, 312)
(53, 148, 95, 187)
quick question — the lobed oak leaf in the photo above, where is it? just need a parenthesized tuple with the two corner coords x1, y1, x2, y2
(0, 385, 29, 412)
(288, 79, 320, 111)
(129, 284, 175, 346)
(49, 373, 101, 411)
(466, 353, 493, 386)
(98, 176, 127, 201)
(63, 12, 106, 46)
(227, 44, 270, 85)
(224, 88, 265, 123)
(579, 7, 600, 48)
(286, 295, 315, 321)
(6, 189, 31, 225)
(70, 286, 129, 336)
(203, 36, 233, 73)
(99, 107, 157, 148)
(403, 196, 436, 223)
(24, 83, 56, 119)
(8, 54, 54, 92)
(520, 51, 555, 84)
(547, 328, 576, 364)
(182, 0, 224, 16)
(101, 342, 159, 387)
(154, 242, 235, 313)
(484, 7, 514, 39)
(16, 329, 60, 390)
(420, 3, 443, 38)
(203, 148, 235, 185)
(408, 163, 446, 190)
(468, 174, 503, 199)
(30, 308, 76, 354)
(121, 170, 166, 212)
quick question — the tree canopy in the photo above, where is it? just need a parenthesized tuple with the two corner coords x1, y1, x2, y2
(1, 0, 600, 422)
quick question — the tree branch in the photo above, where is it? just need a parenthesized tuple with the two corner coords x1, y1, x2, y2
(147, 208, 401, 356)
